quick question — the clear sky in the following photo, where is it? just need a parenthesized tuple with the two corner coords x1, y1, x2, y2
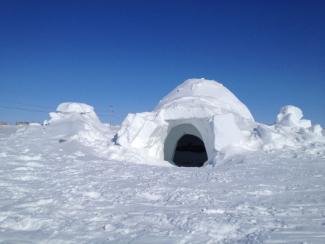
(0, 0, 324, 125)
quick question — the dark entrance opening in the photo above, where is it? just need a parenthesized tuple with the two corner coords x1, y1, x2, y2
(173, 134, 208, 167)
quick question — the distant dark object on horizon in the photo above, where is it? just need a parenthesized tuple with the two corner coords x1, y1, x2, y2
(16, 121, 30, 126)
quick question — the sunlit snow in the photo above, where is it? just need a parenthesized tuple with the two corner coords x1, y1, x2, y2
(0, 79, 324, 243)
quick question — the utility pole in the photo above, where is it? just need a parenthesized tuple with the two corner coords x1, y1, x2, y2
(108, 105, 114, 126)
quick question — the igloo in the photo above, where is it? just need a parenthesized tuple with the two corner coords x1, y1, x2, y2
(116, 78, 255, 166)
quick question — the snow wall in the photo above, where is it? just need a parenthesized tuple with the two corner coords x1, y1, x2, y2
(22, 78, 323, 167)
(114, 78, 324, 166)
(115, 79, 257, 166)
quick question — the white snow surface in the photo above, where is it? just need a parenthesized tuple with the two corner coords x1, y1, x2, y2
(115, 79, 324, 165)
(276, 105, 312, 128)
(56, 102, 94, 114)
(155, 78, 254, 122)
(256, 105, 325, 151)
(44, 102, 115, 149)
(0, 124, 325, 243)
(1, 78, 325, 243)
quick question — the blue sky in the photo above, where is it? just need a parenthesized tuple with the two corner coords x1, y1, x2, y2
(0, 0, 324, 125)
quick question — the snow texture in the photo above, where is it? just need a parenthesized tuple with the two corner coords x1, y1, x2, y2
(115, 78, 256, 165)
(0, 78, 325, 243)
(0, 125, 325, 243)
(115, 79, 324, 166)
(44, 102, 116, 149)
(56, 102, 94, 114)
(155, 78, 254, 122)
(256, 105, 325, 151)
(276, 105, 312, 128)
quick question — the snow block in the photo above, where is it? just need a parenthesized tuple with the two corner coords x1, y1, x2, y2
(212, 114, 245, 151)
(117, 112, 168, 159)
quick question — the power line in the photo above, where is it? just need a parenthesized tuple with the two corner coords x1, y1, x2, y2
(0, 104, 115, 117)
(0, 105, 49, 113)
(0, 99, 54, 110)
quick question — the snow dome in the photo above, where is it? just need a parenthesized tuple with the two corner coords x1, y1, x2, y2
(116, 78, 255, 166)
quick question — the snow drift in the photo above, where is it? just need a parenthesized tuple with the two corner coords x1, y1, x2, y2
(113, 78, 324, 166)
(256, 105, 324, 151)
(43, 102, 114, 147)
(1, 80, 324, 243)
(8, 79, 324, 166)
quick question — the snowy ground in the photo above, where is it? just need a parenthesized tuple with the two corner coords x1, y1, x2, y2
(1, 125, 325, 243)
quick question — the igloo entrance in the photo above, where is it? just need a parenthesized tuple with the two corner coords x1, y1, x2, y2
(173, 134, 208, 167)
(164, 123, 208, 167)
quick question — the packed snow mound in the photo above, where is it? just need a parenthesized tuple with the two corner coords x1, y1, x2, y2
(155, 78, 254, 123)
(56, 102, 94, 114)
(256, 105, 324, 151)
(3, 102, 118, 158)
(276, 105, 312, 128)
(48, 102, 101, 125)
(43, 102, 115, 149)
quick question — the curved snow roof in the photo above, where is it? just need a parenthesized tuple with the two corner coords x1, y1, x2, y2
(155, 78, 254, 121)
(57, 103, 94, 114)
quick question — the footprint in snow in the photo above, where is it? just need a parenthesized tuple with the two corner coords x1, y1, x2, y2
(83, 191, 101, 199)
(202, 208, 225, 214)
(248, 190, 273, 196)
(138, 192, 162, 201)
(26, 162, 43, 168)
(17, 154, 42, 161)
